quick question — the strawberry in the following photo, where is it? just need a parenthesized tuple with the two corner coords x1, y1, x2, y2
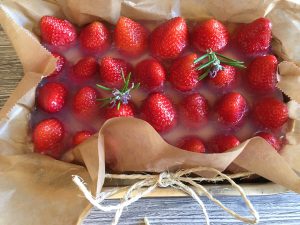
(215, 92, 247, 127)
(134, 59, 166, 91)
(40, 16, 77, 47)
(256, 132, 281, 151)
(141, 93, 177, 132)
(97, 70, 139, 119)
(72, 57, 97, 79)
(72, 130, 94, 146)
(235, 18, 272, 55)
(247, 55, 278, 93)
(73, 86, 99, 118)
(208, 134, 240, 153)
(179, 93, 209, 127)
(114, 17, 148, 57)
(33, 118, 65, 158)
(192, 19, 229, 52)
(177, 136, 206, 153)
(169, 54, 200, 92)
(79, 21, 110, 54)
(49, 53, 66, 77)
(99, 57, 133, 88)
(209, 65, 236, 89)
(150, 17, 188, 60)
(37, 82, 67, 113)
(253, 97, 288, 129)
(105, 102, 135, 119)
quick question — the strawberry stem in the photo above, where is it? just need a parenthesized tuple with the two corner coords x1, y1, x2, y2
(194, 49, 246, 80)
(96, 69, 140, 109)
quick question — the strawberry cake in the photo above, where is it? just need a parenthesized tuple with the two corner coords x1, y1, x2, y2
(31, 16, 287, 160)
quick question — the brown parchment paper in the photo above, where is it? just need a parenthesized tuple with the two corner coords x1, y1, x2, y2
(1, 0, 300, 225)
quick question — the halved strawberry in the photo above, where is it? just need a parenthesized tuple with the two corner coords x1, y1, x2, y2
(72, 130, 94, 146)
(253, 97, 288, 130)
(208, 134, 240, 153)
(209, 65, 236, 89)
(215, 92, 247, 127)
(235, 18, 272, 55)
(134, 58, 166, 91)
(79, 21, 110, 54)
(33, 118, 65, 158)
(247, 55, 278, 93)
(256, 132, 282, 151)
(114, 17, 148, 57)
(150, 17, 188, 60)
(73, 86, 100, 118)
(105, 102, 135, 119)
(177, 136, 206, 153)
(99, 57, 133, 88)
(169, 54, 200, 92)
(141, 93, 177, 133)
(49, 53, 66, 77)
(72, 57, 97, 80)
(37, 82, 67, 113)
(179, 93, 209, 128)
(40, 16, 77, 47)
(192, 19, 229, 52)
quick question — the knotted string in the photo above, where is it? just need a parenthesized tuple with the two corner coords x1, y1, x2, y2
(72, 166, 259, 225)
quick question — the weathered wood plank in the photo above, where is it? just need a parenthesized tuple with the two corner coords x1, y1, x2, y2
(83, 192, 300, 225)
(1, 26, 300, 225)
(0, 29, 23, 108)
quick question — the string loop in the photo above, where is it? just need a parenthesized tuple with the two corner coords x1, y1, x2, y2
(72, 166, 259, 225)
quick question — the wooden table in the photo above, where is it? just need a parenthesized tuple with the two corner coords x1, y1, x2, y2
(1, 27, 300, 225)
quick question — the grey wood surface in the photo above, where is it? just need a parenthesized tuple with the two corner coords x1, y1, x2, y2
(0, 27, 299, 225)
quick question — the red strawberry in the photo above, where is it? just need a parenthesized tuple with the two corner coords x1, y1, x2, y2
(50, 53, 66, 77)
(40, 16, 77, 47)
(177, 136, 206, 153)
(114, 17, 148, 57)
(256, 132, 281, 151)
(209, 65, 236, 89)
(105, 102, 135, 119)
(247, 55, 278, 93)
(253, 97, 288, 129)
(169, 54, 200, 92)
(235, 18, 272, 55)
(134, 59, 166, 91)
(37, 82, 67, 113)
(73, 86, 99, 118)
(192, 19, 229, 52)
(73, 130, 93, 146)
(209, 134, 240, 153)
(79, 21, 110, 54)
(72, 57, 97, 79)
(141, 93, 177, 132)
(33, 118, 65, 158)
(99, 57, 133, 88)
(215, 92, 247, 127)
(150, 17, 188, 60)
(180, 93, 209, 127)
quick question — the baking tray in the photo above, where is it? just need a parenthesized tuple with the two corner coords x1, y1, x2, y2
(103, 178, 289, 199)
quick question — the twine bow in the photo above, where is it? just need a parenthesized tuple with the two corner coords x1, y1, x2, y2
(72, 166, 259, 225)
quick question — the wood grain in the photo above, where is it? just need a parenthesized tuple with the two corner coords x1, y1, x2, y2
(83, 192, 300, 225)
(0, 29, 23, 108)
(1, 26, 300, 225)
